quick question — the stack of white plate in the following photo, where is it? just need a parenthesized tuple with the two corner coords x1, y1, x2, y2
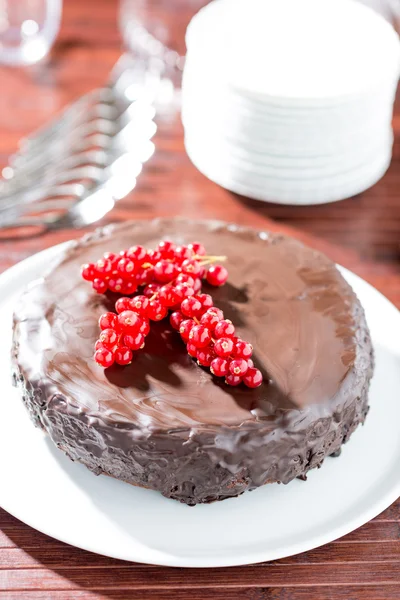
(182, 0, 400, 205)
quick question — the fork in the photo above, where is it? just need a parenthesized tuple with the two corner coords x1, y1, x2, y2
(0, 54, 167, 232)
(4, 55, 154, 169)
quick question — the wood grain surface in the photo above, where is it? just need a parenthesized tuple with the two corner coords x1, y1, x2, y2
(0, 1, 399, 598)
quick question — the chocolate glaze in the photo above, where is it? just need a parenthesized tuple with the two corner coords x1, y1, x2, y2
(12, 219, 373, 505)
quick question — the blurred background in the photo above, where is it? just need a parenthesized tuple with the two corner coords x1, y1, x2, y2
(0, 0, 398, 304)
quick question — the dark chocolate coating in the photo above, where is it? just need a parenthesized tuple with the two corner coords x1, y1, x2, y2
(12, 219, 373, 505)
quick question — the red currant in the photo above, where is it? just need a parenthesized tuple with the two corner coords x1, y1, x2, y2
(108, 277, 125, 293)
(174, 245, 193, 262)
(158, 240, 176, 259)
(137, 266, 154, 285)
(172, 286, 185, 304)
(134, 272, 144, 286)
(225, 373, 242, 386)
(92, 278, 108, 294)
(103, 252, 117, 263)
(81, 263, 96, 281)
(124, 332, 145, 351)
(130, 295, 149, 316)
(170, 311, 184, 330)
(175, 273, 195, 287)
(94, 347, 114, 368)
(229, 358, 249, 377)
(210, 357, 229, 377)
(214, 337, 234, 358)
(175, 283, 195, 298)
(197, 346, 215, 367)
(143, 283, 161, 297)
(117, 310, 142, 333)
(188, 242, 206, 257)
(147, 299, 168, 321)
(234, 340, 253, 359)
(200, 307, 224, 331)
(179, 319, 195, 342)
(189, 324, 212, 348)
(148, 249, 162, 264)
(121, 281, 137, 296)
(115, 297, 134, 314)
(206, 265, 228, 287)
(139, 318, 150, 336)
(115, 346, 133, 366)
(99, 328, 119, 348)
(154, 260, 179, 283)
(247, 359, 254, 369)
(181, 259, 202, 276)
(195, 293, 213, 312)
(99, 312, 117, 330)
(117, 257, 137, 276)
(159, 285, 182, 307)
(126, 245, 147, 262)
(181, 296, 202, 318)
(95, 258, 113, 276)
(214, 319, 235, 339)
(243, 368, 263, 388)
(193, 277, 203, 292)
(187, 342, 198, 358)
(94, 339, 104, 351)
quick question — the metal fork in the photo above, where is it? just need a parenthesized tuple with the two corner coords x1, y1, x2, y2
(0, 54, 168, 233)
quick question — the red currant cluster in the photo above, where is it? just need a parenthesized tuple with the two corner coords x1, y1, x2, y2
(84, 239, 262, 388)
(81, 240, 228, 296)
(94, 297, 151, 368)
(170, 305, 262, 388)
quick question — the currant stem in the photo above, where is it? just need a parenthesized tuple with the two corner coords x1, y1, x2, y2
(198, 256, 227, 266)
(194, 255, 227, 261)
(149, 278, 176, 302)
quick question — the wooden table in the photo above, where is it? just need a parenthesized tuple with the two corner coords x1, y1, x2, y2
(0, 1, 399, 598)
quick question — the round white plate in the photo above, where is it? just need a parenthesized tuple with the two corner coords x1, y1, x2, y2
(185, 136, 392, 205)
(183, 127, 392, 178)
(186, 0, 400, 103)
(1, 244, 399, 567)
(181, 101, 394, 152)
(181, 68, 398, 127)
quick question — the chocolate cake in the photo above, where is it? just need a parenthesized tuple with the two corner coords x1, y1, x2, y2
(12, 219, 373, 505)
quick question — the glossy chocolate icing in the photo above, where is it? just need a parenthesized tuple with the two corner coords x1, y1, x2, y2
(12, 219, 373, 504)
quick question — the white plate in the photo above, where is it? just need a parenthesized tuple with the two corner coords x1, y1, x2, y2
(1, 244, 399, 567)
(181, 100, 394, 151)
(184, 128, 391, 172)
(183, 128, 392, 178)
(186, 0, 400, 103)
(185, 136, 392, 205)
(181, 68, 398, 126)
